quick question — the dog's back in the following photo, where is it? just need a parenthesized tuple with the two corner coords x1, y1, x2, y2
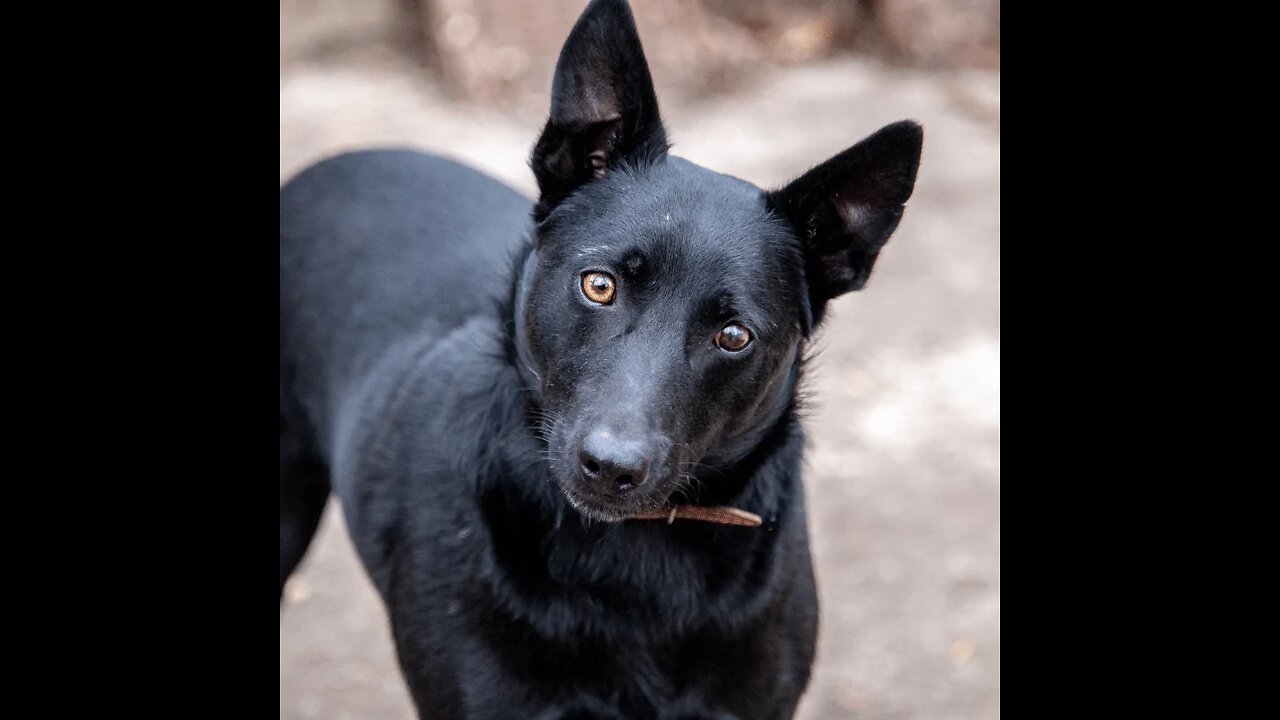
(280, 150, 530, 458)
(279, 149, 531, 593)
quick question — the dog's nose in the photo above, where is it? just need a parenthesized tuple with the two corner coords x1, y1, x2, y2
(578, 430, 650, 494)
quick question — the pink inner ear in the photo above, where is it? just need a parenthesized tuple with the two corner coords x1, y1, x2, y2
(589, 152, 608, 178)
(841, 203, 872, 228)
(579, 90, 620, 126)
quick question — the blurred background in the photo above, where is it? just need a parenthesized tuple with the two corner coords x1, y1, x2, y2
(279, 0, 999, 718)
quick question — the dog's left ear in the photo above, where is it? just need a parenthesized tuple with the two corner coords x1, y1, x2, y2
(767, 120, 923, 321)
(530, 0, 667, 221)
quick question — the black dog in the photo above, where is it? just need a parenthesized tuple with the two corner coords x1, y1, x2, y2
(280, 0, 921, 716)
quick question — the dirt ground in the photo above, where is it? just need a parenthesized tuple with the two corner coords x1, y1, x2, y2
(279, 54, 999, 720)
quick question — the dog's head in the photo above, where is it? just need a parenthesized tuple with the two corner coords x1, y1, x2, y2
(519, 0, 922, 522)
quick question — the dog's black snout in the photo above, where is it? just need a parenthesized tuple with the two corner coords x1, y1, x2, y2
(578, 431, 651, 494)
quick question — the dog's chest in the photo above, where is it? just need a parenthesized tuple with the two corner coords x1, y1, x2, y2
(462, 596, 781, 717)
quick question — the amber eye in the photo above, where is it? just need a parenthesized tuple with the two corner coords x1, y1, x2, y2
(581, 271, 617, 305)
(715, 324, 752, 352)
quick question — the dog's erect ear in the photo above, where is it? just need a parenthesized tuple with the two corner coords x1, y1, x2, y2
(530, 0, 667, 221)
(767, 120, 923, 321)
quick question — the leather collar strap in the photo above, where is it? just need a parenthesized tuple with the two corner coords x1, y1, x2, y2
(628, 506, 763, 527)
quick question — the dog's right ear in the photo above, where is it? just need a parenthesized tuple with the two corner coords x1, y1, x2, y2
(530, 0, 667, 221)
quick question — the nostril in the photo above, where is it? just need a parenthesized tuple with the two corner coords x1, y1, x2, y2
(583, 459, 600, 476)
(620, 464, 648, 490)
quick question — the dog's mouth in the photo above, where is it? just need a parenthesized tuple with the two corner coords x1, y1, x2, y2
(556, 481, 671, 524)
(555, 476, 763, 528)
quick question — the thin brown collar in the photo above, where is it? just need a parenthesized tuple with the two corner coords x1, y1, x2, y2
(627, 506, 763, 527)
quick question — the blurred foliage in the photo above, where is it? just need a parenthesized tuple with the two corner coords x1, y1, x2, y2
(280, 0, 998, 104)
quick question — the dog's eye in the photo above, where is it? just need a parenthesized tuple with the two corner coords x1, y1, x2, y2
(581, 272, 617, 305)
(715, 324, 752, 352)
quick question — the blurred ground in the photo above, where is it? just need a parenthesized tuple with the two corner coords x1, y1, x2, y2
(279, 51, 999, 720)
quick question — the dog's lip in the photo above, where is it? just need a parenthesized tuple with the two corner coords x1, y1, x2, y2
(559, 483, 672, 523)
(560, 488, 631, 522)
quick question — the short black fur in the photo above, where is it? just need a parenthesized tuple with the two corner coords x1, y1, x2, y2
(279, 1, 923, 717)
